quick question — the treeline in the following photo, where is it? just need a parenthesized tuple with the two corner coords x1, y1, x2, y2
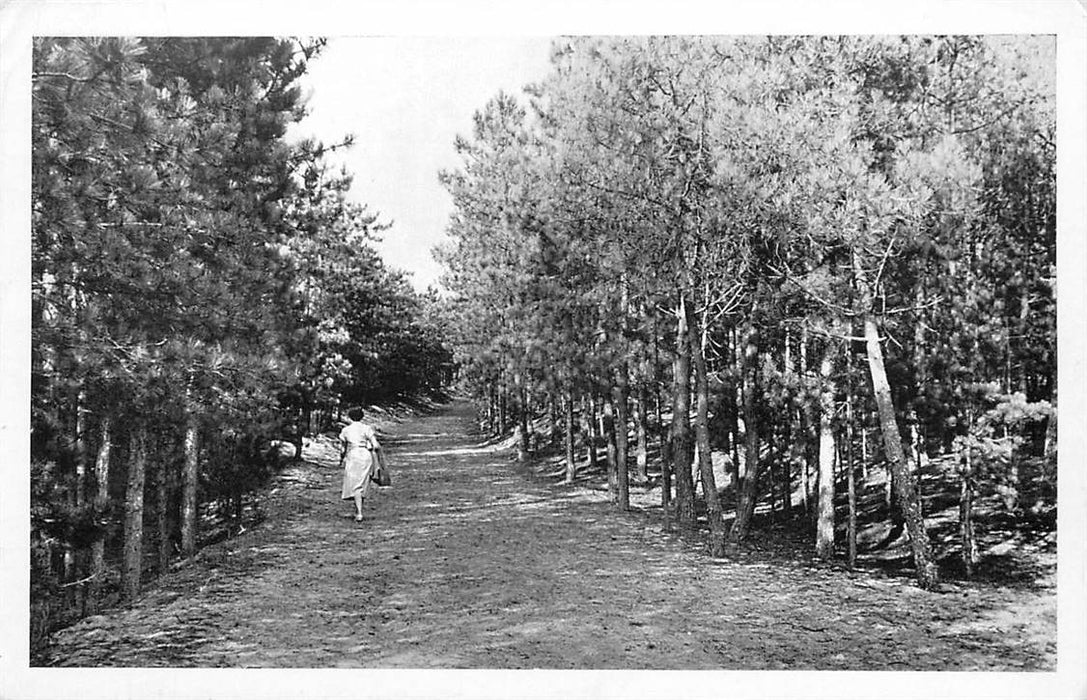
(439, 36, 1055, 589)
(31, 37, 453, 648)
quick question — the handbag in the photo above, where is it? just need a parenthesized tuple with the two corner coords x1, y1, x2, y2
(371, 455, 392, 487)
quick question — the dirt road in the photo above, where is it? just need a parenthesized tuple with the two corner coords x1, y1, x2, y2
(44, 401, 1055, 669)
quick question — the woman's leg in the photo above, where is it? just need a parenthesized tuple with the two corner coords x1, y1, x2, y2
(353, 491, 364, 519)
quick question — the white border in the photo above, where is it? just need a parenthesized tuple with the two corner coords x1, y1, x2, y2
(2, 2, 1084, 699)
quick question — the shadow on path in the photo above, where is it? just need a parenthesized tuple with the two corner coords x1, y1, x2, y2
(43, 401, 1055, 670)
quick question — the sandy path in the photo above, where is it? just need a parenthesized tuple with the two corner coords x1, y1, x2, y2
(44, 401, 1055, 669)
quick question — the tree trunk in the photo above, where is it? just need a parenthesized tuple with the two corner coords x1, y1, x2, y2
(854, 252, 938, 589)
(846, 438, 857, 568)
(960, 453, 977, 578)
(653, 329, 672, 509)
(634, 382, 649, 482)
(302, 397, 313, 441)
(846, 359, 858, 570)
(1003, 314, 1013, 393)
(563, 390, 576, 484)
(686, 299, 726, 557)
(498, 383, 508, 435)
(647, 319, 665, 500)
(723, 325, 740, 509)
(603, 390, 618, 501)
(798, 330, 813, 520)
(87, 417, 112, 614)
(74, 389, 88, 508)
(780, 331, 796, 520)
(860, 423, 869, 481)
(489, 384, 497, 434)
(816, 349, 837, 560)
(66, 389, 89, 611)
(655, 375, 673, 520)
(516, 381, 530, 462)
(671, 297, 695, 527)
(486, 384, 495, 434)
(1043, 374, 1057, 461)
(155, 460, 171, 573)
(908, 410, 924, 473)
(800, 410, 811, 518)
(910, 294, 929, 473)
(867, 318, 938, 586)
(180, 402, 200, 559)
(289, 413, 303, 463)
(768, 428, 779, 520)
(614, 367, 631, 511)
(122, 422, 148, 604)
(780, 424, 793, 519)
(784, 327, 792, 374)
(728, 312, 761, 544)
(661, 420, 673, 518)
(586, 393, 599, 470)
(550, 393, 560, 444)
(611, 277, 633, 509)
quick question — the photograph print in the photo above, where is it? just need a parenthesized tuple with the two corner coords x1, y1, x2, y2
(6, 9, 1085, 700)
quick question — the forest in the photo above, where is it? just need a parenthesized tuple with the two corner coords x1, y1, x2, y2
(30, 37, 453, 649)
(439, 36, 1056, 589)
(29, 34, 1058, 667)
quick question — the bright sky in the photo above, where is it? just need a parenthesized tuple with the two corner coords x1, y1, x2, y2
(289, 37, 555, 292)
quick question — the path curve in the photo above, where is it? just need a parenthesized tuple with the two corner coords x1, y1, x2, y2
(45, 401, 1054, 669)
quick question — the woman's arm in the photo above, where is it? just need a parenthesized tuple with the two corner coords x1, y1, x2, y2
(367, 427, 384, 468)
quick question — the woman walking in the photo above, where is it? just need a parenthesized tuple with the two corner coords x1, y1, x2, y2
(339, 406, 382, 521)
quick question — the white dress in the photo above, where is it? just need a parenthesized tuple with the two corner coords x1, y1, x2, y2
(339, 421, 379, 500)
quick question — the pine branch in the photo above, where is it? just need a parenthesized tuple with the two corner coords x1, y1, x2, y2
(783, 317, 873, 343)
(872, 231, 899, 290)
(769, 263, 856, 317)
(59, 573, 100, 588)
(32, 71, 95, 83)
(570, 173, 669, 211)
(884, 296, 944, 316)
(951, 100, 1028, 136)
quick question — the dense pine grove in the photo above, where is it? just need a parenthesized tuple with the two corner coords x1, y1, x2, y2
(439, 37, 1056, 589)
(30, 38, 453, 649)
(30, 34, 1058, 662)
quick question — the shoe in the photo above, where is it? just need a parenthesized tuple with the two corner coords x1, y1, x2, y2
(354, 514, 363, 522)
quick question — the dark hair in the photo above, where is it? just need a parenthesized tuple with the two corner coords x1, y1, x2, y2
(347, 406, 365, 422)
